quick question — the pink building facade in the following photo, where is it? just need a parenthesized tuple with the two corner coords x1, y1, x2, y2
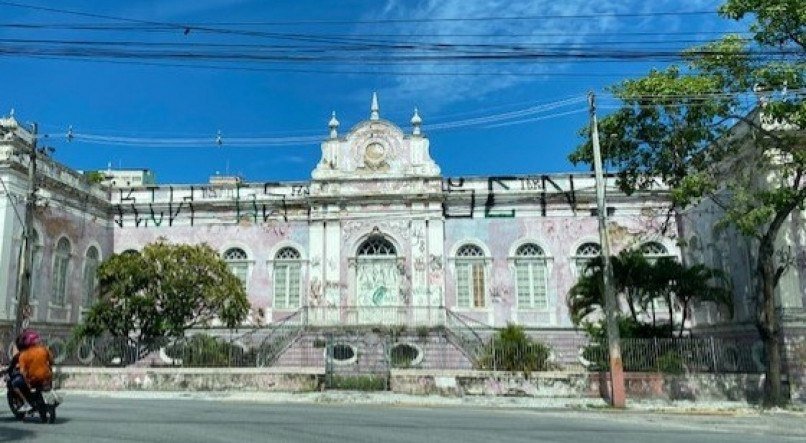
(1, 98, 678, 332)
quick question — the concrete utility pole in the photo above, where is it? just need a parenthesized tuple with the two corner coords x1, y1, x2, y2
(13, 122, 38, 337)
(587, 92, 626, 408)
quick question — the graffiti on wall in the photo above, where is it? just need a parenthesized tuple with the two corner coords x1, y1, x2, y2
(442, 175, 578, 219)
(112, 174, 587, 228)
(113, 182, 309, 228)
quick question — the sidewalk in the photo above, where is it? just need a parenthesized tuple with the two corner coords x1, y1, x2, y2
(54, 389, 805, 415)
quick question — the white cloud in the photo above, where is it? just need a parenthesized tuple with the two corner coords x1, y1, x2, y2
(363, 0, 724, 109)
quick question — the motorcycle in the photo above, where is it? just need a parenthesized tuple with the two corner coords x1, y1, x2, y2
(4, 374, 61, 423)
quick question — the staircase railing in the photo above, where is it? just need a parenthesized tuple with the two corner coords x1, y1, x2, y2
(444, 309, 488, 365)
(248, 308, 307, 367)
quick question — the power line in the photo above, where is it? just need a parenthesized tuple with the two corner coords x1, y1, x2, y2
(38, 97, 588, 147)
(0, 2, 718, 26)
(14, 54, 659, 78)
(0, 23, 750, 37)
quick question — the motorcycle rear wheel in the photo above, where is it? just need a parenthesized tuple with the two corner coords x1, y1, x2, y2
(6, 390, 25, 420)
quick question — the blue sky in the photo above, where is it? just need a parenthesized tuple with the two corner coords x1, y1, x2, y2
(0, 0, 746, 184)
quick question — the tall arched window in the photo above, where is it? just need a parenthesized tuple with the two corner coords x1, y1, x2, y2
(83, 246, 100, 307)
(515, 243, 549, 309)
(52, 237, 71, 305)
(456, 244, 486, 308)
(274, 247, 302, 309)
(30, 230, 42, 300)
(640, 241, 674, 310)
(573, 242, 601, 277)
(223, 247, 250, 286)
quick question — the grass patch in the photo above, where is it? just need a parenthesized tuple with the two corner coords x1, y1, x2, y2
(328, 375, 388, 391)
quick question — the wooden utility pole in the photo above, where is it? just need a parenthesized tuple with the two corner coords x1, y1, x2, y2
(13, 122, 38, 337)
(588, 92, 626, 408)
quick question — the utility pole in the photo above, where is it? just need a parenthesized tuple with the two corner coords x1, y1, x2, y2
(588, 92, 626, 408)
(13, 122, 38, 337)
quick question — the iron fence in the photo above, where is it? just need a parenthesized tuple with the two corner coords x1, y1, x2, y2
(580, 337, 766, 374)
(1, 319, 766, 375)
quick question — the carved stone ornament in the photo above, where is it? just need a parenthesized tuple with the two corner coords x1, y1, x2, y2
(363, 142, 388, 170)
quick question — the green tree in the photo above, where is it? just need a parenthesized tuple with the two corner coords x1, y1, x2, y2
(75, 241, 250, 344)
(570, 0, 803, 406)
(84, 171, 106, 184)
(569, 252, 731, 337)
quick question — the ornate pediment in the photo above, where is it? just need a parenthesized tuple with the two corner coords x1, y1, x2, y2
(312, 93, 440, 181)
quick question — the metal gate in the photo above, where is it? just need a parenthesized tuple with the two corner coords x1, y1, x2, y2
(324, 331, 390, 391)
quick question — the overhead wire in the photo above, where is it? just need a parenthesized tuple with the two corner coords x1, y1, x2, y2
(36, 96, 589, 147)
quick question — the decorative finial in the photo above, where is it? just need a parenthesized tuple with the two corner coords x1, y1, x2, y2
(370, 92, 379, 121)
(411, 108, 422, 136)
(328, 111, 339, 139)
(9, 108, 14, 117)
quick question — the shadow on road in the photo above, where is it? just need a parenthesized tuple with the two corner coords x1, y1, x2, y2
(0, 424, 37, 441)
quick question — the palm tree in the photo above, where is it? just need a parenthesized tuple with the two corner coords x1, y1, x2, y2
(569, 251, 733, 337)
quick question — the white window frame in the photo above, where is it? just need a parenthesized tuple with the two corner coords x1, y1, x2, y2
(452, 243, 489, 310)
(223, 247, 253, 289)
(513, 244, 549, 310)
(273, 247, 303, 309)
(571, 241, 601, 278)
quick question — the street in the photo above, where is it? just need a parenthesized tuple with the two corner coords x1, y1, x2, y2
(1, 395, 804, 442)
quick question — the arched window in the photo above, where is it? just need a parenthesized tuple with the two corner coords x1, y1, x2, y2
(640, 241, 670, 263)
(456, 244, 486, 308)
(52, 237, 71, 305)
(30, 230, 42, 300)
(274, 247, 302, 309)
(640, 241, 674, 310)
(573, 242, 601, 276)
(83, 246, 100, 307)
(223, 247, 250, 286)
(357, 236, 396, 256)
(515, 243, 548, 309)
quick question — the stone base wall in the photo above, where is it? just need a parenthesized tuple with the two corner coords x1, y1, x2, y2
(53, 367, 323, 392)
(390, 370, 767, 403)
(47, 367, 777, 403)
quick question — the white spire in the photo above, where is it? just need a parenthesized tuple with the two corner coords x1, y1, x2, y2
(370, 92, 380, 121)
(411, 108, 422, 136)
(328, 111, 339, 139)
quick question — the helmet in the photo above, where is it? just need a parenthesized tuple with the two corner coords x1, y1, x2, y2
(21, 329, 40, 347)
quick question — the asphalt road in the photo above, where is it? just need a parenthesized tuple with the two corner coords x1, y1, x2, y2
(0, 396, 804, 442)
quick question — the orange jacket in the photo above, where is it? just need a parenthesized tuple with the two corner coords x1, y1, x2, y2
(18, 344, 53, 385)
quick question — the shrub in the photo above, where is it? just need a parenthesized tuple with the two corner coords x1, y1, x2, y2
(657, 352, 684, 374)
(165, 334, 253, 367)
(477, 324, 551, 373)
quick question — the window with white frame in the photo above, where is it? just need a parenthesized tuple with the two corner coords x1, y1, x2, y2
(83, 246, 100, 307)
(455, 244, 486, 308)
(274, 247, 302, 309)
(223, 247, 250, 287)
(515, 243, 549, 309)
(640, 241, 670, 264)
(573, 242, 601, 277)
(52, 237, 71, 305)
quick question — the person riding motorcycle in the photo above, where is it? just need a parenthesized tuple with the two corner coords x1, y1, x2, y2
(7, 329, 53, 413)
